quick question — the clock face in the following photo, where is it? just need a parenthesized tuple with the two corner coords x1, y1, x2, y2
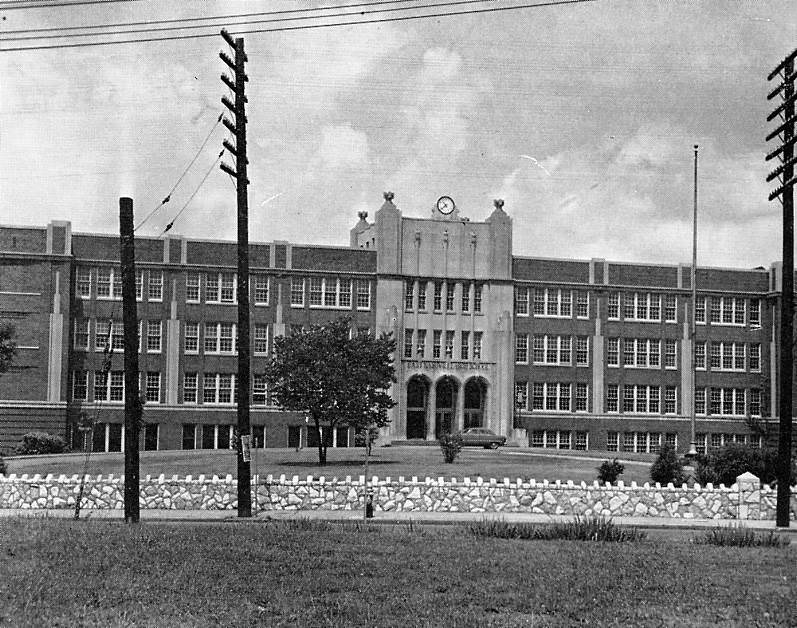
(436, 195, 455, 215)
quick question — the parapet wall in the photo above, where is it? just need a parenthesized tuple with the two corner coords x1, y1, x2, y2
(1, 473, 795, 521)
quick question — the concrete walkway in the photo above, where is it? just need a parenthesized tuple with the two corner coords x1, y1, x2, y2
(2, 507, 794, 533)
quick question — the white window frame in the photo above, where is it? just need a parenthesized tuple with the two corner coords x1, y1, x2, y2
(515, 286, 529, 316)
(356, 279, 371, 310)
(575, 336, 589, 366)
(576, 290, 589, 319)
(148, 270, 163, 302)
(206, 272, 237, 304)
(184, 322, 199, 354)
(76, 267, 92, 299)
(533, 288, 572, 318)
(607, 338, 619, 367)
(183, 373, 198, 404)
(622, 292, 661, 322)
(290, 277, 305, 307)
(515, 333, 529, 364)
(204, 322, 237, 355)
(72, 370, 89, 401)
(146, 320, 162, 353)
(254, 324, 269, 355)
(186, 273, 201, 303)
(664, 339, 677, 369)
(253, 275, 270, 306)
(74, 318, 90, 350)
(664, 294, 677, 323)
(144, 372, 161, 404)
(532, 335, 572, 366)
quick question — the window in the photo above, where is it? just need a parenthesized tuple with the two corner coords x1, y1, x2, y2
(184, 322, 199, 354)
(444, 331, 455, 359)
(710, 296, 745, 326)
(622, 338, 661, 368)
(614, 431, 676, 454)
(183, 373, 198, 404)
(710, 342, 746, 372)
(460, 331, 470, 360)
(695, 387, 706, 415)
(74, 319, 90, 350)
(433, 330, 442, 359)
(446, 282, 455, 312)
(607, 338, 619, 367)
(575, 337, 589, 366)
(323, 276, 337, 307)
(473, 284, 483, 313)
(694, 342, 706, 370)
(72, 370, 88, 401)
(749, 388, 761, 416)
(515, 381, 528, 410)
(290, 277, 305, 306)
(418, 281, 427, 310)
(515, 286, 529, 316)
(622, 292, 661, 322)
(664, 294, 677, 322)
(95, 370, 124, 402)
(533, 288, 571, 318)
(417, 330, 426, 357)
(473, 332, 482, 360)
(532, 335, 572, 366)
(665, 339, 677, 369)
(575, 383, 588, 412)
(707, 387, 746, 416)
(96, 267, 122, 299)
(607, 431, 619, 452)
(145, 372, 160, 403)
(182, 424, 196, 449)
(254, 324, 269, 355)
(433, 282, 442, 311)
(203, 373, 236, 405)
(146, 321, 162, 353)
(574, 431, 588, 450)
(695, 297, 706, 323)
(186, 273, 200, 302)
(77, 267, 91, 298)
(664, 386, 677, 414)
(622, 385, 661, 414)
(206, 272, 236, 303)
(254, 275, 269, 305)
(95, 320, 123, 352)
(405, 280, 415, 310)
(136, 271, 143, 301)
(607, 292, 620, 320)
(460, 283, 468, 312)
(404, 329, 414, 358)
(309, 277, 323, 306)
(606, 384, 619, 412)
(204, 322, 236, 354)
(356, 280, 371, 309)
(576, 291, 589, 318)
(252, 375, 268, 405)
(148, 271, 163, 301)
(530, 382, 571, 411)
(515, 334, 528, 364)
(749, 343, 761, 372)
(749, 299, 761, 327)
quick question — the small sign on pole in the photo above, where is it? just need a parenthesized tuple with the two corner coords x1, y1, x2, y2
(240, 434, 251, 462)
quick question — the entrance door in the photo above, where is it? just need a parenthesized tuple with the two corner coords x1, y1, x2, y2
(435, 377, 458, 438)
(406, 376, 429, 440)
(464, 378, 486, 429)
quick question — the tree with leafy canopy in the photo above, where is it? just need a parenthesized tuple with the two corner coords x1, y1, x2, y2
(264, 317, 396, 465)
(0, 322, 17, 376)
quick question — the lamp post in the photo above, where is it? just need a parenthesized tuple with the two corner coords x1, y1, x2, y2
(687, 145, 699, 458)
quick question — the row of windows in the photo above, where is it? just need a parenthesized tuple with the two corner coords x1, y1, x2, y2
(86, 422, 159, 453)
(695, 342, 761, 372)
(693, 432, 763, 455)
(606, 431, 678, 454)
(530, 429, 589, 450)
(403, 329, 483, 360)
(514, 382, 590, 412)
(182, 373, 277, 406)
(74, 319, 164, 353)
(515, 335, 590, 366)
(605, 384, 679, 414)
(695, 387, 761, 417)
(72, 371, 162, 403)
(606, 338, 677, 369)
(76, 268, 163, 302)
(184, 322, 269, 355)
(291, 277, 371, 310)
(404, 280, 484, 314)
(696, 296, 760, 327)
(515, 288, 589, 318)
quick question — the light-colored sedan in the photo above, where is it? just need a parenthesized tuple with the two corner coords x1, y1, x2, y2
(459, 428, 507, 449)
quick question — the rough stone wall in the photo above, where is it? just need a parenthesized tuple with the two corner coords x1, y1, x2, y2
(1, 473, 796, 521)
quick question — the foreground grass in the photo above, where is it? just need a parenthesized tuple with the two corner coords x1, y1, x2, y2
(0, 518, 793, 627)
(5, 446, 655, 485)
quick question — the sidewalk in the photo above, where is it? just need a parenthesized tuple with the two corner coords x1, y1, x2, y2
(2, 507, 794, 533)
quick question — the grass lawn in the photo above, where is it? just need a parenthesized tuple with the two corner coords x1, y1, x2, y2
(4, 446, 658, 485)
(1, 518, 793, 627)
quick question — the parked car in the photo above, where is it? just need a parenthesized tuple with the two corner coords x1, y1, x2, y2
(459, 428, 506, 449)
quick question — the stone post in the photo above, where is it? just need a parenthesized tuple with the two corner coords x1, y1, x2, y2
(736, 471, 761, 520)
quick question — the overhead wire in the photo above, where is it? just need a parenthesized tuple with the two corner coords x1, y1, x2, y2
(134, 112, 224, 232)
(160, 149, 226, 237)
(0, 0, 599, 51)
(0, 0, 144, 9)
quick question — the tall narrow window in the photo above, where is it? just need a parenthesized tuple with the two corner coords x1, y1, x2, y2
(74, 319, 89, 350)
(433, 330, 442, 359)
(417, 281, 427, 310)
(749, 299, 761, 327)
(339, 278, 352, 308)
(460, 283, 468, 312)
(184, 322, 199, 354)
(445, 282, 455, 312)
(473, 331, 482, 359)
(433, 282, 442, 311)
(254, 324, 268, 355)
(515, 334, 528, 364)
(665, 339, 677, 369)
(183, 373, 198, 404)
(576, 291, 589, 318)
(474, 284, 483, 313)
(145, 372, 161, 404)
(404, 329, 414, 358)
(417, 329, 426, 357)
(444, 331, 455, 358)
(254, 275, 269, 305)
(515, 286, 529, 316)
(405, 280, 415, 310)
(148, 271, 163, 302)
(146, 320, 162, 353)
(664, 294, 677, 322)
(356, 280, 371, 309)
(575, 337, 589, 366)
(607, 292, 620, 319)
(77, 267, 91, 298)
(186, 273, 200, 302)
(290, 277, 305, 306)
(460, 331, 469, 360)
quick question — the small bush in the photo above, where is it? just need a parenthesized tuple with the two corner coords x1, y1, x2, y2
(438, 433, 463, 463)
(466, 516, 646, 543)
(597, 458, 624, 484)
(15, 432, 69, 455)
(0, 455, 6, 475)
(692, 525, 790, 548)
(649, 443, 686, 485)
(693, 443, 794, 486)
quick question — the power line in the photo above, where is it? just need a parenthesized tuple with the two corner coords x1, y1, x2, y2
(2, 0, 434, 34)
(0, 0, 599, 51)
(2, 0, 502, 42)
(160, 149, 226, 236)
(0, 0, 143, 9)
(134, 112, 223, 232)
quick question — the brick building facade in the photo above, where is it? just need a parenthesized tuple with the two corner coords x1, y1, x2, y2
(0, 192, 787, 455)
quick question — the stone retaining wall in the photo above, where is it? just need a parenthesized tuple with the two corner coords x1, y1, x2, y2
(1, 472, 795, 520)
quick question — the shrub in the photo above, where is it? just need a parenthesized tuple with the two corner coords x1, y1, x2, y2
(597, 458, 624, 484)
(649, 443, 686, 485)
(15, 432, 69, 456)
(692, 525, 790, 548)
(438, 433, 463, 463)
(693, 443, 793, 486)
(466, 516, 646, 543)
(0, 455, 6, 475)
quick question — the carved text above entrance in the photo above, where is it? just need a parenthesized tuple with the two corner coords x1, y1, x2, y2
(403, 359, 493, 371)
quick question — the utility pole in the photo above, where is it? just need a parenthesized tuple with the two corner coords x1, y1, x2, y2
(120, 197, 141, 524)
(766, 48, 796, 528)
(687, 145, 699, 458)
(220, 29, 252, 518)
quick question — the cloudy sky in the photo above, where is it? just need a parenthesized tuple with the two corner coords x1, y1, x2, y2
(1, 0, 794, 269)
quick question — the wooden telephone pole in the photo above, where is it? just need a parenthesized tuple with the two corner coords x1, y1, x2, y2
(220, 29, 252, 517)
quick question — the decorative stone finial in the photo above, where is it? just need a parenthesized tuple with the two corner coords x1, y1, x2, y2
(383, 191, 395, 202)
(357, 211, 368, 221)
(494, 198, 505, 210)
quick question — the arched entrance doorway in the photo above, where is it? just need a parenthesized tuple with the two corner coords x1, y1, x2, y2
(435, 376, 459, 438)
(464, 377, 487, 429)
(406, 375, 429, 440)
